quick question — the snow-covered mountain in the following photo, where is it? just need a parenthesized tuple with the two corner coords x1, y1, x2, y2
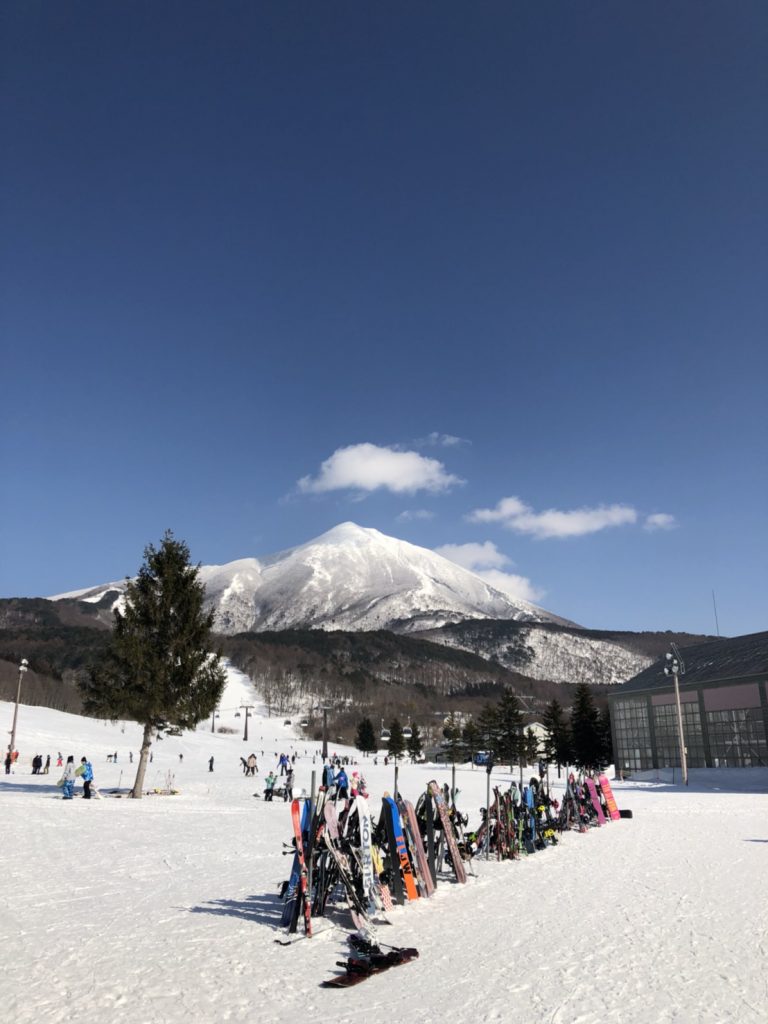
(52, 522, 568, 634)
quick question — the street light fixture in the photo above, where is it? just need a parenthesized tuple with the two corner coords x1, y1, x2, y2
(8, 658, 28, 758)
(663, 644, 688, 786)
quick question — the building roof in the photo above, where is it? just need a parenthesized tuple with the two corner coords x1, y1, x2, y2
(608, 630, 768, 697)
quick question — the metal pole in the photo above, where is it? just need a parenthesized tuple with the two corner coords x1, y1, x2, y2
(673, 670, 689, 786)
(485, 767, 492, 860)
(211, 708, 215, 733)
(8, 660, 28, 756)
(322, 708, 328, 761)
(394, 763, 399, 798)
(451, 763, 456, 807)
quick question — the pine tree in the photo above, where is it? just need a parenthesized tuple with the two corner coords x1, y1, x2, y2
(523, 727, 540, 767)
(570, 683, 602, 771)
(597, 705, 613, 768)
(387, 718, 406, 761)
(542, 698, 572, 768)
(355, 717, 377, 756)
(79, 531, 226, 798)
(496, 687, 524, 770)
(442, 712, 464, 763)
(462, 719, 481, 767)
(406, 723, 423, 762)
(477, 702, 501, 762)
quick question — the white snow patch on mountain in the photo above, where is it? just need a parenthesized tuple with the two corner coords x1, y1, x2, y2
(51, 523, 566, 635)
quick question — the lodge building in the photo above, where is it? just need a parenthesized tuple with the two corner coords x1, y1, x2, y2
(607, 631, 768, 773)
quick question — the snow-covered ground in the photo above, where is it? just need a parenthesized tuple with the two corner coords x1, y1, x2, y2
(2, 664, 766, 1024)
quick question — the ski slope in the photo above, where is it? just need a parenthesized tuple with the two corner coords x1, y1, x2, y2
(1, 664, 767, 1024)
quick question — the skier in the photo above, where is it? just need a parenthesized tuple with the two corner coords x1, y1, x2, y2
(284, 767, 294, 802)
(80, 757, 94, 799)
(208, 756, 214, 773)
(56, 752, 63, 768)
(247, 753, 258, 777)
(335, 766, 349, 801)
(4, 753, 11, 775)
(129, 751, 133, 763)
(61, 756, 76, 800)
(179, 753, 183, 763)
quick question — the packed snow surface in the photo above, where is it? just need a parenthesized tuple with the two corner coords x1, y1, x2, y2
(2, 665, 767, 1024)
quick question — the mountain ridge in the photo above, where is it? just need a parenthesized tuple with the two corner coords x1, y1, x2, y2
(50, 522, 572, 635)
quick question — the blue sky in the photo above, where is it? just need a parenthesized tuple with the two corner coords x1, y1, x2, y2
(2, 2, 766, 635)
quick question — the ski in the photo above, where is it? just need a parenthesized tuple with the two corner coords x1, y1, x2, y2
(426, 781, 467, 883)
(585, 777, 607, 824)
(290, 798, 312, 936)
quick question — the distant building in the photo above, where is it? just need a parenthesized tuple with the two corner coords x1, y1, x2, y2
(607, 631, 768, 773)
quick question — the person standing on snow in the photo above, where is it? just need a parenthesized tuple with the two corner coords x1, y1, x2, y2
(44, 754, 51, 774)
(208, 756, 214, 772)
(264, 771, 277, 801)
(284, 767, 294, 801)
(335, 767, 349, 801)
(61, 756, 76, 799)
(80, 757, 94, 799)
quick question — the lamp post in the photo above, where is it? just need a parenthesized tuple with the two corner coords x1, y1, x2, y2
(8, 658, 28, 757)
(664, 644, 688, 786)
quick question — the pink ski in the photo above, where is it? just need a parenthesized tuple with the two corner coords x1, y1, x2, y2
(585, 777, 606, 824)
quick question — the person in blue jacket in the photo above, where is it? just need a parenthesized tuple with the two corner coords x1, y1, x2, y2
(335, 767, 349, 800)
(80, 757, 94, 799)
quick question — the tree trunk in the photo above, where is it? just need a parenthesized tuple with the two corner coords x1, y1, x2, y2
(131, 722, 154, 799)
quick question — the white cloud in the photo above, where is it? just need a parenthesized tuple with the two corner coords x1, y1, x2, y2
(298, 443, 463, 495)
(468, 496, 637, 539)
(644, 513, 678, 532)
(434, 541, 510, 571)
(396, 509, 435, 522)
(414, 432, 470, 448)
(434, 541, 544, 603)
(472, 569, 544, 604)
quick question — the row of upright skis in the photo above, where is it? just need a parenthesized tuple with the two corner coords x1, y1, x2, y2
(278, 772, 626, 987)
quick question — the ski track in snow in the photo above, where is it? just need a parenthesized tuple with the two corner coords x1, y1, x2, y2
(1, 666, 767, 1024)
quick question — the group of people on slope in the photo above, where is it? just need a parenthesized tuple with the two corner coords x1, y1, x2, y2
(59, 756, 94, 799)
(263, 762, 295, 801)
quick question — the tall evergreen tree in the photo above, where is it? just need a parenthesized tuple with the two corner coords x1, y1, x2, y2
(462, 719, 481, 767)
(442, 711, 464, 763)
(387, 718, 406, 761)
(477, 702, 501, 761)
(496, 687, 524, 770)
(355, 717, 377, 756)
(570, 683, 602, 771)
(597, 705, 614, 768)
(406, 723, 423, 761)
(542, 698, 572, 768)
(523, 726, 540, 766)
(79, 531, 226, 798)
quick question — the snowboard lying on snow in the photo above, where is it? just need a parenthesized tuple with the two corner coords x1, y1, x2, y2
(321, 936, 419, 988)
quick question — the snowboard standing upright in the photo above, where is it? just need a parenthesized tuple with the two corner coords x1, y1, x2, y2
(427, 781, 467, 883)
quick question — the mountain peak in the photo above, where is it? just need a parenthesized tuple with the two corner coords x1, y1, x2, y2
(52, 523, 565, 634)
